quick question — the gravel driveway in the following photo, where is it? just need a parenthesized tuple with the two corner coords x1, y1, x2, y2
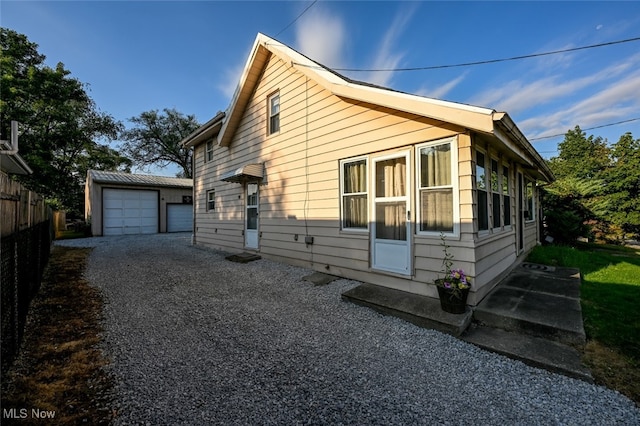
(57, 234, 640, 425)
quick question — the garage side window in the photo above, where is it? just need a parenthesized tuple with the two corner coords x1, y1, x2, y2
(207, 189, 215, 212)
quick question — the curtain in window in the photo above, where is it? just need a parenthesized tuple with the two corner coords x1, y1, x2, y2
(420, 144, 453, 232)
(421, 190, 453, 232)
(420, 145, 451, 187)
(376, 158, 406, 240)
(343, 161, 367, 228)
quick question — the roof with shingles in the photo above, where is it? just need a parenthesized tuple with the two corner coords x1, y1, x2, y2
(88, 170, 192, 189)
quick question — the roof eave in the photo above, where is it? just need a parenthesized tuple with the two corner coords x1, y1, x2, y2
(218, 34, 272, 147)
(493, 112, 555, 182)
(0, 152, 33, 175)
(181, 111, 226, 148)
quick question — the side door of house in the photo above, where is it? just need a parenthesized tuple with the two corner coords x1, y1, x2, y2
(371, 151, 411, 275)
(245, 183, 259, 249)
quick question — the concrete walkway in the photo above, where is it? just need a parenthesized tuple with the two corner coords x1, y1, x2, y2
(463, 262, 591, 382)
(342, 261, 592, 381)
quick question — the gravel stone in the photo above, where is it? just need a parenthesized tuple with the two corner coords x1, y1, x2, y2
(56, 233, 640, 425)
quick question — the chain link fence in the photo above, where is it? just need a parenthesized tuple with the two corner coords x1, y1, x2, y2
(1, 219, 52, 380)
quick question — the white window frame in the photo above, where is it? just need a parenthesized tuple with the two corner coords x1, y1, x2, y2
(476, 148, 490, 235)
(339, 156, 369, 232)
(268, 91, 280, 135)
(490, 156, 501, 231)
(206, 189, 215, 212)
(415, 137, 459, 237)
(205, 140, 214, 163)
(525, 178, 536, 223)
(502, 164, 512, 229)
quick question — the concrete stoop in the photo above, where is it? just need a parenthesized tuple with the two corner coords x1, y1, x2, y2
(341, 262, 592, 382)
(472, 263, 586, 347)
(341, 283, 472, 337)
(462, 325, 593, 383)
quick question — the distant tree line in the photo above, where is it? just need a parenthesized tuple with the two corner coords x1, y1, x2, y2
(1, 28, 200, 217)
(544, 126, 640, 244)
(3, 27, 639, 240)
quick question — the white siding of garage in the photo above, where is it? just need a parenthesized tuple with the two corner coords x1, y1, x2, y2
(167, 204, 193, 232)
(103, 189, 158, 235)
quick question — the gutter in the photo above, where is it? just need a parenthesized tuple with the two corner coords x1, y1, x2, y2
(0, 121, 19, 155)
(180, 111, 226, 148)
(493, 112, 555, 182)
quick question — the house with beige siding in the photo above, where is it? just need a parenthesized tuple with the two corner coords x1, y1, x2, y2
(182, 33, 553, 306)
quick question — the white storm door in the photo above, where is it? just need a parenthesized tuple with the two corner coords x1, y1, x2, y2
(372, 152, 411, 275)
(245, 183, 259, 249)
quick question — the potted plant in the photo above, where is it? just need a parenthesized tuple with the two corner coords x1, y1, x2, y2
(435, 234, 471, 314)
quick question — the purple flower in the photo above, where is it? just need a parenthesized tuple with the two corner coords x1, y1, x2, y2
(444, 281, 452, 289)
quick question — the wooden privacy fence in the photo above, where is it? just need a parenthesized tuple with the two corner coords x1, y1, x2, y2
(1, 173, 53, 379)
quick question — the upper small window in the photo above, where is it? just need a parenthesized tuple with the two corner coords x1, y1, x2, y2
(206, 140, 214, 162)
(268, 92, 280, 135)
(207, 190, 215, 212)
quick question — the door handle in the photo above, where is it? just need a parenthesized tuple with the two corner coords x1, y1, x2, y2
(407, 210, 411, 221)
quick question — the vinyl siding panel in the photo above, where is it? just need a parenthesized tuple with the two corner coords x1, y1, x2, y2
(193, 51, 542, 305)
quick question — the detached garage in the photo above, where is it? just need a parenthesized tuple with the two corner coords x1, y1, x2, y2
(85, 170, 193, 236)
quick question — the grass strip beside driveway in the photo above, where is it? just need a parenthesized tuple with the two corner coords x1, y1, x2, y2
(1, 246, 113, 425)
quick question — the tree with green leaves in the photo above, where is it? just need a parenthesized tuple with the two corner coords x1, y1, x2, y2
(602, 132, 640, 238)
(549, 125, 610, 180)
(1, 28, 131, 215)
(120, 108, 200, 178)
(545, 126, 640, 242)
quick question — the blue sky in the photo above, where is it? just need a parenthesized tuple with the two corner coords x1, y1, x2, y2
(2, 1, 640, 176)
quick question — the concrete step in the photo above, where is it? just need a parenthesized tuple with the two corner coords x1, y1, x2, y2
(462, 324, 593, 383)
(342, 283, 472, 337)
(473, 264, 586, 347)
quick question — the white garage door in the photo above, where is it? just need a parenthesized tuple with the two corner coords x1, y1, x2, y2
(103, 189, 158, 236)
(167, 204, 193, 233)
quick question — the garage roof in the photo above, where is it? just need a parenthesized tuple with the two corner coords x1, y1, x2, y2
(88, 170, 192, 189)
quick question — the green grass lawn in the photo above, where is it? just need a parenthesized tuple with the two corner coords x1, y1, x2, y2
(527, 243, 640, 361)
(527, 243, 640, 403)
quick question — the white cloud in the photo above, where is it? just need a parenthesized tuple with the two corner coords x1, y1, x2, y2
(294, 7, 347, 68)
(217, 61, 245, 101)
(471, 52, 640, 114)
(520, 71, 640, 140)
(364, 3, 418, 87)
(416, 73, 467, 99)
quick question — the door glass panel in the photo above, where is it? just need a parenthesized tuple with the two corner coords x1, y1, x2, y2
(375, 202, 406, 240)
(247, 183, 258, 206)
(247, 207, 258, 230)
(375, 158, 406, 197)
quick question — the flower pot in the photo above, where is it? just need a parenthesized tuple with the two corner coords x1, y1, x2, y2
(436, 285, 469, 314)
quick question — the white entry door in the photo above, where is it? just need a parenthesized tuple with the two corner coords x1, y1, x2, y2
(245, 183, 259, 249)
(372, 152, 411, 274)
